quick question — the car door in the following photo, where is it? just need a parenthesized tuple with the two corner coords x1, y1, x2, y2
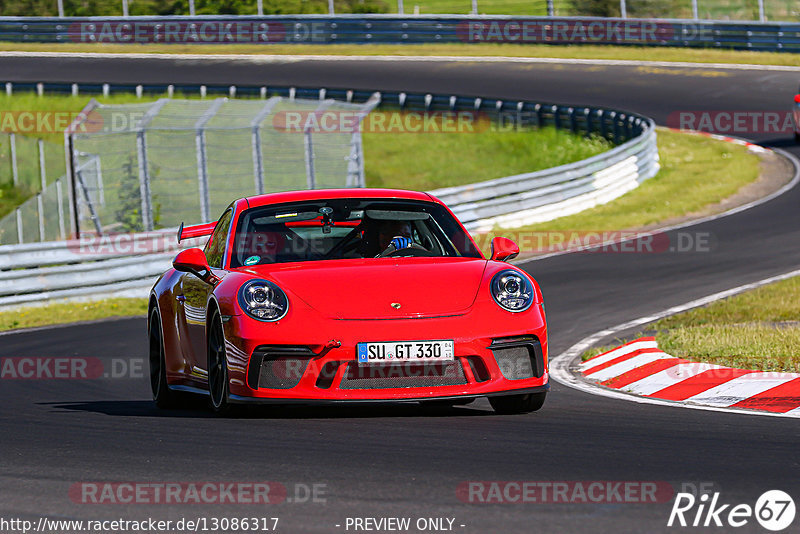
(177, 208, 233, 383)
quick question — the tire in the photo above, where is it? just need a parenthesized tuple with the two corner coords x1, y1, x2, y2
(149, 307, 178, 409)
(489, 392, 546, 415)
(207, 310, 232, 414)
(795, 132, 800, 144)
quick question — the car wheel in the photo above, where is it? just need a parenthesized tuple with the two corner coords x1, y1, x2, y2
(489, 392, 546, 415)
(207, 310, 231, 414)
(149, 307, 177, 409)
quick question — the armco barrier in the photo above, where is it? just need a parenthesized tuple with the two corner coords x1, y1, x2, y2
(1, 16, 800, 52)
(0, 83, 657, 306)
(0, 232, 207, 307)
(432, 125, 658, 231)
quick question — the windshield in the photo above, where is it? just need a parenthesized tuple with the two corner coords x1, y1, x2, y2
(230, 198, 482, 268)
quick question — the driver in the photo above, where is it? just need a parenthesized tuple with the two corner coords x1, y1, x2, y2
(377, 220, 414, 254)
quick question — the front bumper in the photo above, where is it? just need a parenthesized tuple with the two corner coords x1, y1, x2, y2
(222, 303, 548, 402)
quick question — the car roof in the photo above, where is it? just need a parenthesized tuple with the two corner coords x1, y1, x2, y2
(242, 189, 439, 209)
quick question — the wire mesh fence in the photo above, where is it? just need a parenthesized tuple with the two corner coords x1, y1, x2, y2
(0, 95, 377, 244)
(0, 132, 66, 192)
(67, 95, 377, 236)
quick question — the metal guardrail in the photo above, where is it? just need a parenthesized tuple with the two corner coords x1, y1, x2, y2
(0, 83, 657, 306)
(434, 123, 658, 231)
(1, 16, 800, 52)
(0, 232, 207, 306)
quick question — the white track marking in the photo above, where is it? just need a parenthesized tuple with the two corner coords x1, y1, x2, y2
(579, 339, 657, 371)
(2, 51, 800, 72)
(550, 267, 800, 419)
(623, 362, 722, 396)
(684, 374, 800, 407)
(584, 351, 672, 381)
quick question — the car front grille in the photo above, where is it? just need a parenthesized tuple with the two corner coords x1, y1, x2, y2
(250, 346, 315, 390)
(339, 361, 468, 390)
(490, 337, 545, 380)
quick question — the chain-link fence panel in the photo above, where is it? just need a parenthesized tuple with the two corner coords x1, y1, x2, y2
(65, 96, 374, 236)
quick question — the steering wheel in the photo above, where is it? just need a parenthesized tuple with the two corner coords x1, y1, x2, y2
(379, 244, 438, 258)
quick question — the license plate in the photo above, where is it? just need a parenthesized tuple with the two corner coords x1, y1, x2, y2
(357, 340, 454, 365)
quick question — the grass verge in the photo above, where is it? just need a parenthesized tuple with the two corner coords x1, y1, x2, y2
(0, 298, 148, 331)
(481, 128, 761, 256)
(363, 126, 611, 190)
(2, 43, 800, 67)
(0, 93, 613, 192)
(582, 276, 800, 372)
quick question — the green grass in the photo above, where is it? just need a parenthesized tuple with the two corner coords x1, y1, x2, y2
(3, 42, 800, 67)
(0, 298, 148, 331)
(582, 277, 800, 372)
(363, 127, 612, 191)
(0, 92, 614, 193)
(483, 128, 760, 254)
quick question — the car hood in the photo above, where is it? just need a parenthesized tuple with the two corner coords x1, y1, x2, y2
(244, 258, 488, 320)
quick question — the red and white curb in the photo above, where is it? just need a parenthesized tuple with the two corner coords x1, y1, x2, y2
(667, 128, 770, 154)
(580, 337, 800, 416)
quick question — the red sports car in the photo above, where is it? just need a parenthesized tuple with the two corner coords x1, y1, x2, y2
(148, 189, 548, 414)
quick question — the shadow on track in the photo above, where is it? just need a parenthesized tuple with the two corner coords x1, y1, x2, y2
(39, 399, 494, 419)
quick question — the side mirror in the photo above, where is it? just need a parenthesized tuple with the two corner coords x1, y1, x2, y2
(490, 237, 520, 262)
(173, 248, 216, 283)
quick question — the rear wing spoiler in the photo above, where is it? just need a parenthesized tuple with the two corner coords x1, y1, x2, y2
(177, 221, 217, 244)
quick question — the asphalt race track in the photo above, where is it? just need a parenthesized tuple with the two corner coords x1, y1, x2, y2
(1, 56, 800, 533)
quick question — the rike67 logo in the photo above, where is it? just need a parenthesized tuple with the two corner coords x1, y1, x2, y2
(668, 490, 795, 531)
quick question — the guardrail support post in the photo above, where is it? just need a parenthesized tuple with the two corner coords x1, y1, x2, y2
(328, 0, 334, 15)
(57, 0, 64, 16)
(619, 0, 626, 17)
(758, 0, 765, 21)
(471, 0, 477, 14)
(189, 0, 195, 16)
(257, 0, 263, 15)
(691, 0, 698, 19)
(121, 0, 128, 17)
(547, 0, 553, 16)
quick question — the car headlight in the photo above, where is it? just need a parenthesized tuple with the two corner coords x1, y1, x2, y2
(490, 269, 534, 312)
(238, 279, 289, 321)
